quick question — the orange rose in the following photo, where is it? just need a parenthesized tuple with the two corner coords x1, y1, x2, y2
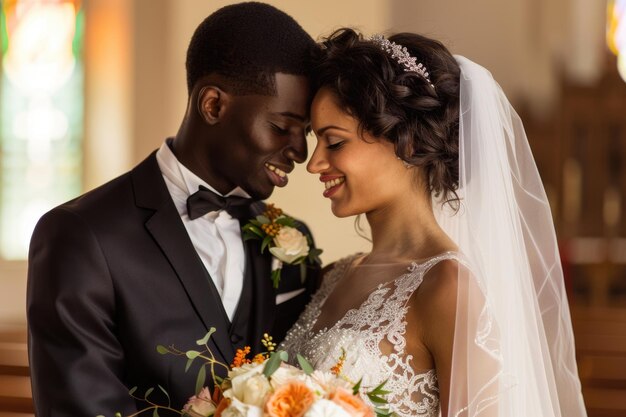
(266, 381, 315, 417)
(214, 397, 231, 417)
(329, 388, 375, 417)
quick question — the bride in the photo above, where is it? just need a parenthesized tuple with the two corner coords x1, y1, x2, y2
(280, 28, 587, 417)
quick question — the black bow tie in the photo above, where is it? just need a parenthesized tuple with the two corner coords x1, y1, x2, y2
(186, 185, 253, 220)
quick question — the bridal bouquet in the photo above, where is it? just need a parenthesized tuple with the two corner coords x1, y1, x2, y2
(105, 331, 391, 417)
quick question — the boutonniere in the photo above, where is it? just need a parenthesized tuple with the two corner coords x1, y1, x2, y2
(242, 204, 322, 288)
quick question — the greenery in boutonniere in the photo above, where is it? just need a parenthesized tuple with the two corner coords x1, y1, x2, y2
(242, 204, 322, 288)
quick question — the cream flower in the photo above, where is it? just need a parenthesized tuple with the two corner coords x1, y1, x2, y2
(302, 399, 352, 417)
(235, 374, 272, 408)
(220, 397, 263, 417)
(226, 364, 268, 405)
(310, 371, 352, 392)
(269, 363, 305, 387)
(183, 387, 217, 417)
(270, 226, 309, 264)
(228, 362, 263, 380)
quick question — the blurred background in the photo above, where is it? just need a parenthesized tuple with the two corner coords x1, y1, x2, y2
(0, 0, 624, 415)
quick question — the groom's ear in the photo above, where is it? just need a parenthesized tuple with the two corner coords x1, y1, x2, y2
(197, 85, 229, 125)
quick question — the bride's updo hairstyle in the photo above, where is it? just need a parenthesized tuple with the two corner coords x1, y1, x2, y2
(314, 28, 461, 206)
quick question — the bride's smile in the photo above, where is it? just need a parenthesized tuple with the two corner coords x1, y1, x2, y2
(308, 87, 411, 218)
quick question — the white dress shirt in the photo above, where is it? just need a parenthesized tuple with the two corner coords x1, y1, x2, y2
(156, 140, 248, 321)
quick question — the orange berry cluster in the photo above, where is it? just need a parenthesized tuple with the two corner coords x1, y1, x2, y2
(263, 204, 283, 221)
(261, 222, 282, 237)
(231, 346, 251, 368)
(253, 353, 267, 364)
(330, 348, 346, 376)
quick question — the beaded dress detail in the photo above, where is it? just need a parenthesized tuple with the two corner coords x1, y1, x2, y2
(281, 252, 462, 417)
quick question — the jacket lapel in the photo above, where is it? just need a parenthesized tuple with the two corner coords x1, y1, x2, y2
(230, 203, 275, 352)
(131, 152, 235, 361)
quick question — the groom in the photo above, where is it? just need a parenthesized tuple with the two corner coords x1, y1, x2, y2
(26, 3, 320, 416)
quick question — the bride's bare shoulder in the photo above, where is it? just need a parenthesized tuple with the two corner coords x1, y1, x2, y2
(410, 257, 469, 333)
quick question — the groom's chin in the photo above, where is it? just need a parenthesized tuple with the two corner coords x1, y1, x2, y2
(241, 181, 274, 201)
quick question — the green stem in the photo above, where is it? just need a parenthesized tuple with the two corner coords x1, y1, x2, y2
(125, 405, 183, 417)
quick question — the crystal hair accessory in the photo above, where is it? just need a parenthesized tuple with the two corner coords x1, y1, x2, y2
(370, 34, 434, 88)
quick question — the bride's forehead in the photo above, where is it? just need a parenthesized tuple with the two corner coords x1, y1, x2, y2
(311, 90, 356, 128)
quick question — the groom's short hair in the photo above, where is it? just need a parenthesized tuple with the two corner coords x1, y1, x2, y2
(186, 2, 316, 96)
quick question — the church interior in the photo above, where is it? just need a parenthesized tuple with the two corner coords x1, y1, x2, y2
(0, 1, 625, 416)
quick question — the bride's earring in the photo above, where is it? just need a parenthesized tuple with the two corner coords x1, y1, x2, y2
(397, 156, 412, 169)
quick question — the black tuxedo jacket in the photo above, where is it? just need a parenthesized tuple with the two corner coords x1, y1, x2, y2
(27, 151, 320, 417)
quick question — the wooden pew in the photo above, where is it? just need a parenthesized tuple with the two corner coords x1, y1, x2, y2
(572, 307, 626, 417)
(0, 327, 32, 417)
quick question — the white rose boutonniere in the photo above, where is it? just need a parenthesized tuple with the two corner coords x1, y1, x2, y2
(270, 227, 310, 264)
(242, 204, 322, 288)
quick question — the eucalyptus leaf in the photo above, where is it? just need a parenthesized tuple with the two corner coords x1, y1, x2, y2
(156, 345, 169, 355)
(185, 357, 194, 373)
(186, 350, 201, 359)
(196, 365, 207, 395)
(153, 408, 160, 417)
(129, 386, 138, 396)
(263, 351, 284, 378)
(158, 384, 170, 407)
(296, 354, 314, 375)
(196, 328, 216, 346)
(144, 387, 154, 400)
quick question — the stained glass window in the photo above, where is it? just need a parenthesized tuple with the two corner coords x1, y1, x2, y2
(0, 0, 83, 259)
(608, 0, 626, 81)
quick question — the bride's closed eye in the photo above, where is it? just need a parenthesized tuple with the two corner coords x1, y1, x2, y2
(326, 138, 346, 150)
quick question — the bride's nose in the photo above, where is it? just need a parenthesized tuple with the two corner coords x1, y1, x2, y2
(306, 142, 329, 174)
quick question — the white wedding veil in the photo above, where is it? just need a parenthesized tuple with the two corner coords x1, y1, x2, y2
(434, 56, 588, 417)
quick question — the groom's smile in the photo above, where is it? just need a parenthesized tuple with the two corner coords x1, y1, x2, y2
(264, 162, 292, 187)
(184, 72, 311, 200)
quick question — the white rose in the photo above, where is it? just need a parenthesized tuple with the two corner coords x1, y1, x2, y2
(236, 374, 272, 407)
(303, 399, 352, 417)
(269, 363, 305, 387)
(270, 227, 309, 264)
(221, 397, 263, 417)
(310, 370, 352, 392)
(225, 363, 265, 403)
(228, 362, 263, 380)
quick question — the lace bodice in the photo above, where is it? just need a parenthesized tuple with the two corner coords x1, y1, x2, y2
(281, 252, 462, 417)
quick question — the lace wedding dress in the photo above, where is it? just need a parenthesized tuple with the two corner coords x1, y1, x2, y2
(281, 251, 463, 417)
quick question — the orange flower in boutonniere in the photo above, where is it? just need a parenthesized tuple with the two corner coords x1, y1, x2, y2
(242, 204, 322, 288)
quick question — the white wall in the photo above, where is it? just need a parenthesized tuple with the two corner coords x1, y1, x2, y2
(0, 0, 609, 326)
